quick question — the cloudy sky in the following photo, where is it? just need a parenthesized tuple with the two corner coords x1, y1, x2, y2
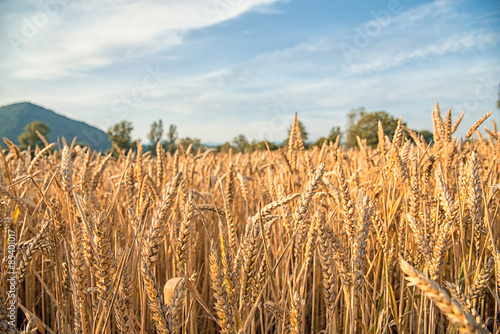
(1, 0, 499, 144)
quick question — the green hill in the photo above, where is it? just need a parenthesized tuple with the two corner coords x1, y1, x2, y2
(0, 102, 111, 152)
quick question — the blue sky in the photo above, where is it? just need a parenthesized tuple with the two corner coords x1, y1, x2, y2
(1, 0, 499, 144)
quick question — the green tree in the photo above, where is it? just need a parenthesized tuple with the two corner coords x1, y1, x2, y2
(313, 126, 342, 147)
(345, 109, 401, 148)
(163, 124, 178, 153)
(107, 121, 133, 151)
(147, 119, 163, 151)
(219, 141, 232, 153)
(248, 140, 278, 152)
(344, 107, 365, 148)
(232, 134, 249, 153)
(18, 121, 50, 150)
(179, 137, 202, 152)
(329, 126, 342, 142)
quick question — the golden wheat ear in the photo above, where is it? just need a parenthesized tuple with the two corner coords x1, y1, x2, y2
(400, 258, 488, 334)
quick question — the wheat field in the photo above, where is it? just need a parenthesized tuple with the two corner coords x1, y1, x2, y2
(1, 104, 499, 334)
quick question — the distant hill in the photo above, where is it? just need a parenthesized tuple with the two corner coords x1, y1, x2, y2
(0, 102, 111, 152)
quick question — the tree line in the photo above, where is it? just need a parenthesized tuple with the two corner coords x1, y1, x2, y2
(106, 108, 433, 155)
(9, 84, 500, 152)
(12, 108, 437, 154)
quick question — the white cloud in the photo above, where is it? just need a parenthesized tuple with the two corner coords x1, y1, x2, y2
(2, 0, 284, 79)
(343, 31, 500, 76)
